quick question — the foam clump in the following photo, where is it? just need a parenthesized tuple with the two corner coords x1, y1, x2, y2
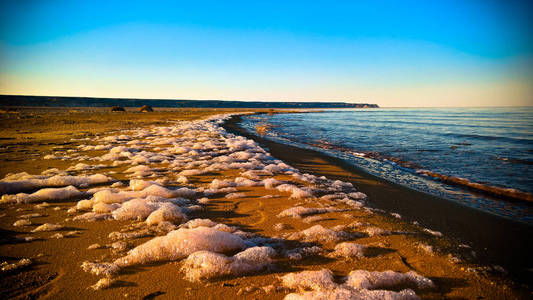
(112, 198, 157, 220)
(423, 228, 443, 237)
(1, 186, 84, 204)
(13, 219, 32, 226)
(0, 174, 112, 195)
(181, 246, 276, 281)
(284, 288, 419, 300)
(1, 258, 32, 272)
(114, 226, 246, 267)
(364, 226, 390, 237)
(18, 213, 42, 218)
(288, 225, 350, 243)
(108, 230, 150, 241)
(81, 261, 120, 276)
(330, 242, 367, 259)
(262, 178, 282, 189)
(277, 206, 339, 219)
(276, 184, 313, 199)
(32, 223, 63, 232)
(88, 243, 104, 250)
(129, 179, 160, 191)
(146, 203, 188, 225)
(90, 277, 116, 290)
(180, 218, 217, 229)
(73, 212, 113, 222)
(346, 270, 435, 290)
(209, 179, 236, 189)
(226, 192, 246, 199)
(50, 233, 64, 239)
(281, 268, 424, 300)
(283, 246, 324, 260)
(281, 269, 337, 291)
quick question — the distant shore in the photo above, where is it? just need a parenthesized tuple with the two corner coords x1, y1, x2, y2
(0, 94, 379, 109)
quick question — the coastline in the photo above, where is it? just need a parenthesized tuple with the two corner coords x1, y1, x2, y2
(0, 107, 529, 299)
(223, 113, 533, 287)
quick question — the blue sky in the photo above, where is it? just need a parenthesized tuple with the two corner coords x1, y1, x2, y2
(1, 0, 532, 107)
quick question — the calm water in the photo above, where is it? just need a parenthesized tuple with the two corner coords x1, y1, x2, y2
(241, 107, 533, 224)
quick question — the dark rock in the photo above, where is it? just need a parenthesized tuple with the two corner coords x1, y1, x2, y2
(110, 106, 125, 112)
(139, 105, 154, 112)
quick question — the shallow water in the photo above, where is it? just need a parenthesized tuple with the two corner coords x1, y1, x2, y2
(241, 107, 533, 224)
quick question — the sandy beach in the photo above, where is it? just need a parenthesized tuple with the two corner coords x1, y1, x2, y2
(0, 107, 529, 299)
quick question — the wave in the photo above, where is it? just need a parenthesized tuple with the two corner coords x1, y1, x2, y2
(302, 139, 533, 203)
(437, 132, 532, 144)
(417, 170, 533, 203)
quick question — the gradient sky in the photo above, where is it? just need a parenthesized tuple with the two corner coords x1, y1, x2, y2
(1, 0, 532, 107)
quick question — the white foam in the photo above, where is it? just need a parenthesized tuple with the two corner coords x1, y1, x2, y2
(180, 218, 217, 229)
(262, 178, 282, 189)
(1, 258, 32, 272)
(281, 269, 337, 291)
(287, 225, 350, 243)
(114, 226, 246, 267)
(209, 179, 236, 189)
(90, 277, 116, 290)
(225, 192, 246, 199)
(330, 242, 367, 259)
(13, 219, 32, 226)
(1, 186, 85, 204)
(284, 288, 419, 300)
(112, 198, 158, 221)
(32, 223, 63, 232)
(18, 213, 42, 219)
(423, 228, 443, 237)
(277, 206, 340, 219)
(181, 246, 276, 281)
(81, 261, 120, 276)
(146, 203, 188, 226)
(276, 184, 313, 199)
(0, 174, 112, 195)
(346, 270, 435, 290)
(129, 179, 161, 191)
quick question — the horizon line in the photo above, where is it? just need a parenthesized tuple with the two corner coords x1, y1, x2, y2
(1, 93, 532, 108)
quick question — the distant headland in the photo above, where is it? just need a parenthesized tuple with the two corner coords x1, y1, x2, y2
(0, 95, 379, 109)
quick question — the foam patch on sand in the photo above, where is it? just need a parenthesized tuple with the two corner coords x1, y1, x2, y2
(0, 173, 112, 195)
(113, 226, 246, 267)
(1, 258, 32, 273)
(32, 223, 63, 232)
(277, 206, 342, 219)
(329, 242, 367, 259)
(1, 186, 85, 204)
(275, 184, 313, 199)
(281, 268, 429, 300)
(284, 287, 419, 300)
(286, 225, 352, 243)
(181, 246, 276, 281)
(346, 270, 435, 290)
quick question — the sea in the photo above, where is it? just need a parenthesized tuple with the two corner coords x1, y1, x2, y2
(240, 107, 533, 224)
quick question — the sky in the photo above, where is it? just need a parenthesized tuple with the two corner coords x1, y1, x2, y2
(0, 0, 532, 107)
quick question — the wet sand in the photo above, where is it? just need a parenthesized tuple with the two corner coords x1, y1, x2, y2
(0, 107, 529, 299)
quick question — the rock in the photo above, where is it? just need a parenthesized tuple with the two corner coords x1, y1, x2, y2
(139, 105, 154, 112)
(110, 106, 125, 112)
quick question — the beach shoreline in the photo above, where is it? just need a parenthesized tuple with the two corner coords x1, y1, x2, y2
(223, 113, 533, 288)
(0, 107, 529, 299)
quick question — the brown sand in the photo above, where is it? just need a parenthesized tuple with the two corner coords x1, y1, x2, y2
(0, 107, 529, 299)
